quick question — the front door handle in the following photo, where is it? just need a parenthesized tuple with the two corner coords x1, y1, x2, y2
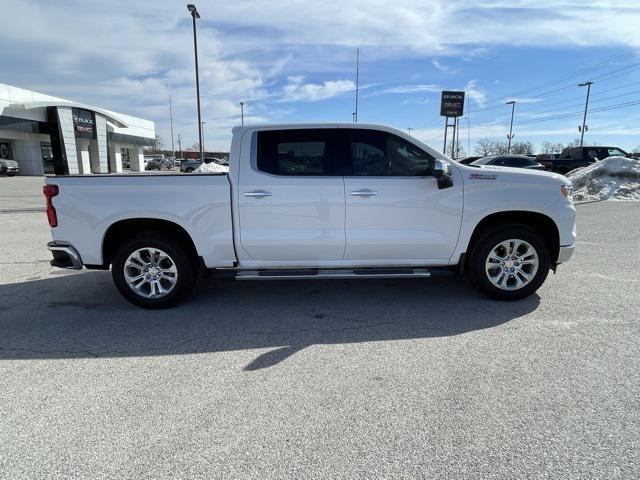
(244, 190, 272, 198)
(350, 189, 379, 197)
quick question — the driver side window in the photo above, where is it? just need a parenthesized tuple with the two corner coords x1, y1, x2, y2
(349, 130, 433, 176)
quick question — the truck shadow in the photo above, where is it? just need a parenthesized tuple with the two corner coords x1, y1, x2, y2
(0, 271, 540, 370)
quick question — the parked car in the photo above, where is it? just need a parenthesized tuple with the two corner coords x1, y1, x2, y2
(180, 157, 229, 173)
(44, 123, 575, 308)
(539, 146, 630, 174)
(0, 159, 19, 176)
(471, 155, 545, 170)
(456, 156, 481, 165)
(144, 157, 173, 171)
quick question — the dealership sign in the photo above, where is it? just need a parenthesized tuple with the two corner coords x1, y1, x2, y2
(72, 108, 96, 139)
(440, 91, 465, 117)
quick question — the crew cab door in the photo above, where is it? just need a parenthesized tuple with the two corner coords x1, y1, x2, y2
(342, 128, 463, 262)
(237, 128, 345, 263)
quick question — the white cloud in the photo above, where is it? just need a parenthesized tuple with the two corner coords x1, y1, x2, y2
(464, 80, 487, 108)
(432, 60, 453, 73)
(281, 76, 355, 102)
(381, 84, 441, 94)
(502, 97, 543, 104)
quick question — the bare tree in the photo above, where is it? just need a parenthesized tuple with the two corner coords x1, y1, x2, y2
(446, 141, 466, 159)
(494, 140, 509, 155)
(511, 141, 535, 155)
(541, 141, 555, 154)
(154, 135, 164, 151)
(474, 138, 496, 156)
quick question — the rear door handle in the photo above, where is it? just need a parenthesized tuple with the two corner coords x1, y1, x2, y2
(244, 190, 272, 198)
(350, 189, 379, 197)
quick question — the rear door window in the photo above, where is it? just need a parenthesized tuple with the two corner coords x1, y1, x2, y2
(257, 129, 342, 176)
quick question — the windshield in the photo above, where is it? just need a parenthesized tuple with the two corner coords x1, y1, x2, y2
(471, 157, 495, 165)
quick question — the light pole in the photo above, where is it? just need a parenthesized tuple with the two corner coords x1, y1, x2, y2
(187, 4, 204, 163)
(407, 127, 414, 135)
(177, 134, 183, 159)
(201, 121, 206, 154)
(578, 81, 593, 147)
(169, 96, 175, 159)
(354, 47, 359, 122)
(506, 100, 516, 154)
(240, 102, 245, 126)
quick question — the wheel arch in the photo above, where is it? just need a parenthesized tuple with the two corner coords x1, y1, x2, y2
(464, 211, 560, 270)
(101, 218, 199, 267)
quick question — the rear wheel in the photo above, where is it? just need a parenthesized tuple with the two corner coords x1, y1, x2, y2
(112, 233, 198, 308)
(469, 225, 550, 300)
(185, 167, 194, 173)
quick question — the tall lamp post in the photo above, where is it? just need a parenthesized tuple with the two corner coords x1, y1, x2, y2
(354, 48, 360, 123)
(578, 81, 593, 147)
(187, 4, 204, 163)
(201, 121, 206, 154)
(506, 100, 516, 154)
(240, 102, 245, 126)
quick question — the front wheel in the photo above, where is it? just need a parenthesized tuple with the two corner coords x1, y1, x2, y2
(468, 225, 551, 300)
(112, 233, 198, 308)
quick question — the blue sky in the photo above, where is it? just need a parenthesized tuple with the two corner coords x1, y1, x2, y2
(2, 0, 640, 153)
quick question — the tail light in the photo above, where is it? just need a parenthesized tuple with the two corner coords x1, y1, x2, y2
(43, 184, 59, 227)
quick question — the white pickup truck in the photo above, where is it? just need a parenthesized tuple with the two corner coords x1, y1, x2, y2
(44, 123, 576, 308)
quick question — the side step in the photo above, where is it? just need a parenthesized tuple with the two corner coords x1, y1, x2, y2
(235, 268, 431, 281)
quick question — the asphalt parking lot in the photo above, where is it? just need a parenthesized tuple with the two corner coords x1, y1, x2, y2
(0, 178, 638, 479)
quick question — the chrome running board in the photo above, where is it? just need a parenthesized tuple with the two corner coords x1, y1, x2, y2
(235, 268, 431, 281)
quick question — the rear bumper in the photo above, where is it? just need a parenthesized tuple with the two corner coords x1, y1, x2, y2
(47, 241, 83, 270)
(557, 244, 575, 264)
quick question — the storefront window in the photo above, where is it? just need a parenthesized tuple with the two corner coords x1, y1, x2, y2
(121, 148, 131, 169)
(0, 141, 13, 160)
(41, 143, 55, 174)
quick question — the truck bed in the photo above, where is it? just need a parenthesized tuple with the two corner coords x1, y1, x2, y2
(45, 173, 236, 268)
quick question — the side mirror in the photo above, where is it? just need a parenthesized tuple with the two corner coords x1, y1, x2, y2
(433, 159, 453, 189)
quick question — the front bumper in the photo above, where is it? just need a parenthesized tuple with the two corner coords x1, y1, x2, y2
(47, 241, 83, 270)
(556, 244, 575, 264)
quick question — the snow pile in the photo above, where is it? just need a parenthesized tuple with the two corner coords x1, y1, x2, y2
(194, 162, 229, 174)
(567, 156, 640, 201)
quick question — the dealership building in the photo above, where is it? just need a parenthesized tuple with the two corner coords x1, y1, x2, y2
(0, 83, 155, 175)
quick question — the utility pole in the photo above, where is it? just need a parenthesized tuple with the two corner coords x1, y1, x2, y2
(578, 81, 593, 147)
(354, 48, 360, 123)
(240, 102, 245, 126)
(506, 100, 516, 154)
(177, 134, 183, 159)
(169, 96, 175, 159)
(187, 4, 204, 163)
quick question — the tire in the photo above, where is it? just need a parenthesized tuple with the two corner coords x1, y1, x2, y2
(185, 167, 194, 173)
(468, 225, 551, 301)
(111, 233, 198, 309)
